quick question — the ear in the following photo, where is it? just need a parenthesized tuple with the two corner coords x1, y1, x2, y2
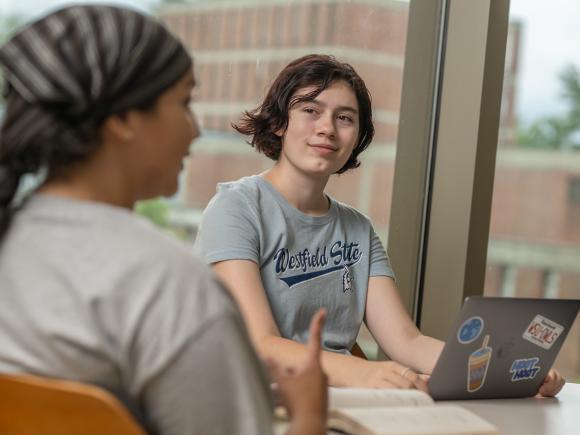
(100, 114, 137, 143)
(274, 126, 286, 137)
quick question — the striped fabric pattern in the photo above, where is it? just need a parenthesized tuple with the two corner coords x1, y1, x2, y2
(0, 5, 191, 161)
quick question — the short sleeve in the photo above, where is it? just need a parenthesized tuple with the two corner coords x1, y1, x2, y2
(369, 226, 395, 279)
(194, 185, 261, 265)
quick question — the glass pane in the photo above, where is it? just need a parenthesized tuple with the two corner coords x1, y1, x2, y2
(487, 0, 580, 382)
(159, 0, 411, 358)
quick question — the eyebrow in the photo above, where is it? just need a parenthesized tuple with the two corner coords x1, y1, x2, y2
(299, 98, 359, 114)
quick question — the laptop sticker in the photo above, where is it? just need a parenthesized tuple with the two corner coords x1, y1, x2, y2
(510, 357, 541, 382)
(457, 316, 484, 344)
(523, 314, 564, 350)
(467, 334, 492, 392)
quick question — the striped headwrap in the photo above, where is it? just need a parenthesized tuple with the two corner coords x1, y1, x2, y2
(0, 4, 192, 169)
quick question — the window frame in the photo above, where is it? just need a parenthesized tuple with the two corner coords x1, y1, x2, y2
(389, 0, 511, 338)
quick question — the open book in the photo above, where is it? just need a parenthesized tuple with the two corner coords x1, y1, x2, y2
(326, 387, 499, 435)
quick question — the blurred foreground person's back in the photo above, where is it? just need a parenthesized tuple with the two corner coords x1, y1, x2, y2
(0, 6, 326, 435)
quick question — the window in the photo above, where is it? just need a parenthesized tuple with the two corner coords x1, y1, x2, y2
(486, 0, 580, 382)
(159, 0, 413, 359)
(568, 176, 580, 206)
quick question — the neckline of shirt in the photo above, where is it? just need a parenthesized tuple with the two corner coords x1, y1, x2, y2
(252, 175, 337, 225)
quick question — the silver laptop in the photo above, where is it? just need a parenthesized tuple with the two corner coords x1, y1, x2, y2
(428, 296, 580, 400)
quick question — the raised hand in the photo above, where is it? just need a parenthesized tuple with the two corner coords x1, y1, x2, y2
(268, 309, 328, 435)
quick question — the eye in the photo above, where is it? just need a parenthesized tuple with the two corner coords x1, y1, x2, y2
(302, 106, 318, 115)
(337, 114, 354, 123)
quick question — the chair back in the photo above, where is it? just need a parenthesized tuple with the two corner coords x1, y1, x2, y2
(0, 373, 147, 435)
(351, 342, 368, 359)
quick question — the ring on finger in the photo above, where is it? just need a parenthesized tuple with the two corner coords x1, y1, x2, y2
(400, 367, 411, 378)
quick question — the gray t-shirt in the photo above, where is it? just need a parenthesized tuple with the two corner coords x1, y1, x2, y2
(195, 175, 394, 353)
(0, 194, 273, 435)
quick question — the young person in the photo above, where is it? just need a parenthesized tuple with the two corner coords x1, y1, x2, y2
(0, 6, 327, 435)
(195, 54, 565, 396)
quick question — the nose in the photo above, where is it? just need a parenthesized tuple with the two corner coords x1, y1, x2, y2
(316, 113, 335, 138)
(190, 111, 201, 141)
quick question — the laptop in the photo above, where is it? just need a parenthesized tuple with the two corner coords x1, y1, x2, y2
(428, 296, 580, 400)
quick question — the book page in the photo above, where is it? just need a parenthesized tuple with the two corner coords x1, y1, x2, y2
(330, 405, 498, 435)
(329, 387, 434, 409)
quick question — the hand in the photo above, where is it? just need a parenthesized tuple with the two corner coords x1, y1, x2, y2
(537, 368, 565, 397)
(418, 373, 431, 383)
(267, 309, 328, 427)
(353, 360, 429, 392)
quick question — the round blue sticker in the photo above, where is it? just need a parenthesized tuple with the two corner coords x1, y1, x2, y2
(457, 316, 484, 344)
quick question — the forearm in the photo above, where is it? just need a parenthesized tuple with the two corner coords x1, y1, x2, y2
(258, 335, 366, 387)
(365, 277, 444, 375)
(390, 334, 444, 374)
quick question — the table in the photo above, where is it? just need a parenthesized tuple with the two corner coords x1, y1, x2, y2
(274, 383, 580, 434)
(447, 382, 580, 435)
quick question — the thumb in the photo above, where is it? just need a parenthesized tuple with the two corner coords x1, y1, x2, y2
(306, 309, 326, 362)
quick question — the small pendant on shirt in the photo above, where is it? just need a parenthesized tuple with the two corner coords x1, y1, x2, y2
(342, 265, 353, 293)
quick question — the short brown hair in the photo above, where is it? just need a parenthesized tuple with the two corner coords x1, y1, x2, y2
(233, 54, 374, 174)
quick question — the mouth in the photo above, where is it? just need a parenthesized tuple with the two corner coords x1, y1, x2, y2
(308, 143, 337, 152)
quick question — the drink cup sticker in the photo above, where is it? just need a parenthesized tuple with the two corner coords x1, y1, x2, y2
(510, 357, 541, 382)
(457, 316, 484, 344)
(522, 315, 564, 350)
(467, 334, 492, 393)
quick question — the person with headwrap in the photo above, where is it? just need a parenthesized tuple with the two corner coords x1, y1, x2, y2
(0, 5, 327, 435)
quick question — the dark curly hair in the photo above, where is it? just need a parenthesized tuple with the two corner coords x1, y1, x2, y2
(233, 54, 374, 174)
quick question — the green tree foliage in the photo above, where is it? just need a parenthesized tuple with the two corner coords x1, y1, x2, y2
(0, 15, 22, 39)
(135, 198, 190, 240)
(135, 198, 170, 228)
(517, 65, 580, 150)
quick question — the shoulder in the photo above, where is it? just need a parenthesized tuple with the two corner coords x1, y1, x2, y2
(106, 216, 237, 319)
(49, 195, 215, 282)
(214, 175, 263, 202)
(195, 177, 266, 261)
(110, 213, 214, 285)
(203, 175, 268, 220)
(11, 195, 235, 314)
(331, 197, 373, 227)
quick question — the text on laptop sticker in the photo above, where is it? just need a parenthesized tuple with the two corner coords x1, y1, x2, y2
(457, 316, 484, 344)
(510, 357, 541, 382)
(523, 315, 564, 350)
(467, 334, 492, 392)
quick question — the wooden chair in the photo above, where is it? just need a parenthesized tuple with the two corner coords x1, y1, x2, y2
(351, 342, 368, 360)
(0, 373, 147, 435)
